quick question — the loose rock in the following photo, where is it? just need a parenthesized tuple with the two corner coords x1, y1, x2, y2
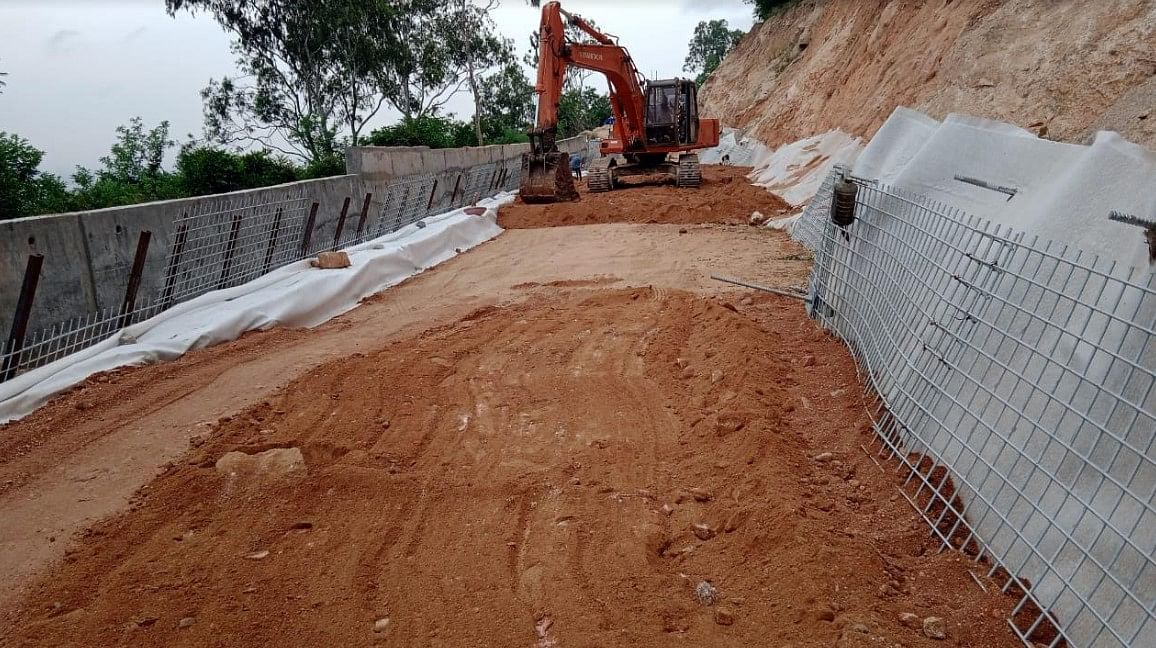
(898, 612, 920, 628)
(245, 550, 270, 560)
(812, 452, 834, 463)
(314, 251, 351, 269)
(714, 607, 735, 625)
(374, 617, 391, 633)
(178, 617, 195, 629)
(692, 523, 716, 540)
(922, 616, 947, 640)
(694, 581, 718, 605)
(688, 487, 714, 502)
(215, 447, 304, 478)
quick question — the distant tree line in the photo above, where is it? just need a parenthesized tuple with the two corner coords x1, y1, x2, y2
(0, 118, 338, 219)
(0, 0, 621, 219)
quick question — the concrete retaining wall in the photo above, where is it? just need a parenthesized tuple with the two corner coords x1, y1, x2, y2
(2, 137, 588, 335)
(345, 136, 590, 182)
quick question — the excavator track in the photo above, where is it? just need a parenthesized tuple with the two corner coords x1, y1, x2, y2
(588, 158, 614, 193)
(676, 153, 701, 188)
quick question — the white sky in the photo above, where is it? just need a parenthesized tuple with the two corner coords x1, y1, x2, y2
(0, 0, 754, 175)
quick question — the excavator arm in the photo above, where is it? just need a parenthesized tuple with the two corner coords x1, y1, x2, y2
(519, 1, 720, 202)
(532, 2, 646, 151)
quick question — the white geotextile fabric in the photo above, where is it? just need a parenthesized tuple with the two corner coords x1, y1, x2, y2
(747, 130, 863, 208)
(853, 107, 1156, 268)
(0, 196, 510, 423)
(793, 109, 1156, 644)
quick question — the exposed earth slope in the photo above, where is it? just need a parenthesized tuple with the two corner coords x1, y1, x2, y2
(702, 0, 1156, 148)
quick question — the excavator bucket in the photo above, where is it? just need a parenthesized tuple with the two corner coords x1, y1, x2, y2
(519, 150, 579, 203)
(519, 128, 579, 203)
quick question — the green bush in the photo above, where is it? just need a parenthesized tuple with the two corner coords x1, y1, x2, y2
(747, 0, 798, 20)
(177, 146, 301, 196)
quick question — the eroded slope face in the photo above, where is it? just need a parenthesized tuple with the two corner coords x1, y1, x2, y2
(702, 0, 1155, 148)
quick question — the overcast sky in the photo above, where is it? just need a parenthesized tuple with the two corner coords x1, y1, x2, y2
(0, 0, 755, 176)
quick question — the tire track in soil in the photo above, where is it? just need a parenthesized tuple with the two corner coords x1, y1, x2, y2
(0, 288, 1027, 648)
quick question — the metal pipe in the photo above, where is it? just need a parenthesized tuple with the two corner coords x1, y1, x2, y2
(953, 174, 1018, 200)
(710, 274, 807, 301)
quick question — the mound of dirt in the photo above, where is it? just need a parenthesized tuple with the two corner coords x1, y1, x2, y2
(498, 165, 791, 229)
(703, 0, 1156, 149)
(1, 288, 1023, 647)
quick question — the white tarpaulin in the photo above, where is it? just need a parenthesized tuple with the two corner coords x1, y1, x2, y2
(0, 197, 509, 423)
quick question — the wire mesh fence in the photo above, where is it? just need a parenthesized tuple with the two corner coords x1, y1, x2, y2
(1, 160, 523, 383)
(796, 166, 1155, 647)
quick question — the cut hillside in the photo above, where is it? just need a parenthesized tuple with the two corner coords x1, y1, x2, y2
(702, 0, 1156, 149)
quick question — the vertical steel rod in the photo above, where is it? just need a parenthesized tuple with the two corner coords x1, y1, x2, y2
(332, 196, 352, 251)
(355, 192, 373, 241)
(263, 207, 284, 275)
(118, 230, 152, 329)
(2, 254, 44, 381)
(300, 201, 319, 255)
(217, 212, 244, 289)
(161, 220, 189, 309)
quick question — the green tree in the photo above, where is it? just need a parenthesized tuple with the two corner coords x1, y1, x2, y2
(169, 0, 509, 159)
(746, 0, 798, 20)
(684, 20, 745, 87)
(69, 118, 184, 210)
(477, 61, 535, 140)
(98, 117, 174, 185)
(365, 115, 463, 150)
(0, 133, 70, 219)
(557, 87, 611, 138)
(176, 145, 300, 196)
(167, 0, 419, 163)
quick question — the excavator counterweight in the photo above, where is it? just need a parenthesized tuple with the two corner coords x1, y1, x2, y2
(519, 1, 720, 202)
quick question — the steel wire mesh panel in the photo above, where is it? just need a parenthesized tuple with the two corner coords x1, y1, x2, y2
(165, 189, 311, 301)
(1, 164, 519, 383)
(802, 168, 1155, 648)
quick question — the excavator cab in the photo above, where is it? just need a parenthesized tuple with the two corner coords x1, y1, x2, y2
(644, 79, 700, 147)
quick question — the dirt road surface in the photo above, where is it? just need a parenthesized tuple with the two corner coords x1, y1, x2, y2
(0, 168, 1022, 647)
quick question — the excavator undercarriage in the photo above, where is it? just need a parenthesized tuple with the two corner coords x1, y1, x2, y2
(584, 153, 701, 193)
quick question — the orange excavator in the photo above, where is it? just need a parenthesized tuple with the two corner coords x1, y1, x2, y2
(520, 1, 721, 203)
